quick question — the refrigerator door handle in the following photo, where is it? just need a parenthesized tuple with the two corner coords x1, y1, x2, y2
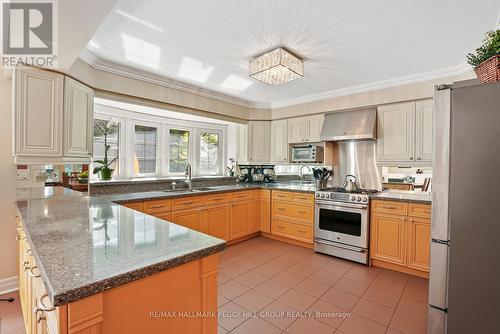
(429, 241, 450, 309)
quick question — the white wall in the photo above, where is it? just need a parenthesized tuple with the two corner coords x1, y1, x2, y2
(0, 74, 19, 291)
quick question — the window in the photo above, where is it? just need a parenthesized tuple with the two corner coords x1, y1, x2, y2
(199, 131, 222, 175)
(93, 118, 120, 176)
(134, 125, 157, 175)
(168, 129, 190, 173)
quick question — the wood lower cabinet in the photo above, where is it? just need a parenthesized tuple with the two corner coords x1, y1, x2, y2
(370, 200, 431, 277)
(204, 204, 230, 240)
(407, 217, 431, 271)
(271, 191, 314, 245)
(229, 201, 251, 239)
(171, 208, 205, 232)
(370, 212, 407, 265)
(260, 191, 271, 233)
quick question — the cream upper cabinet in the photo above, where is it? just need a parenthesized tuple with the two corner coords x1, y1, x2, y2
(377, 100, 433, 166)
(64, 77, 94, 157)
(271, 120, 288, 162)
(307, 114, 324, 142)
(248, 121, 271, 163)
(287, 114, 324, 143)
(13, 67, 64, 161)
(415, 100, 433, 163)
(377, 102, 415, 164)
(13, 67, 94, 164)
(235, 124, 248, 163)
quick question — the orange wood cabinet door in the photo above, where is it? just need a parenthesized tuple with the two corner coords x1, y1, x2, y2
(407, 216, 431, 272)
(204, 204, 230, 240)
(250, 199, 261, 233)
(370, 212, 407, 266)
(121, 200, 144, 212)
(260, 198, 271, 233)
(229, 201, 251, 240)
(171, 208, 205, 233)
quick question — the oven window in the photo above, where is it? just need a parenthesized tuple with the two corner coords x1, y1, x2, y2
(293, 148, 311, 161)
(319, 208, 362, 236)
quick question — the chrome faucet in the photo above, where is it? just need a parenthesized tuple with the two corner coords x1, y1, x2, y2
(299, 165, 312, 182)
(184, 163, 192, 189)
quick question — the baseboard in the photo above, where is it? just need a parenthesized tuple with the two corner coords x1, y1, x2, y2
(0, 276, 18, 295)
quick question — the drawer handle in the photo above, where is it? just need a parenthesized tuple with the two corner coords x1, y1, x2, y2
(16, 235, 21, 240)
(277, 208, 285, 211)
(298, 229, 307, 233)
(408, 218, 414, 223)
(149, 205, 166, 209)
(29, 266, 41, 278)
(182, 201, 194, 205)
(298, 210, 307, 214)
(277, 195, 286, 198)
(296, 197, 308, 201)
(277, 225, 285, 229)
(382, 205, 398, 209)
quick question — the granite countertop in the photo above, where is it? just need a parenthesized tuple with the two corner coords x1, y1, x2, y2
(16, 190, 226, 307)
(108, 182, 317, 204)
(371, 190, 432, 204)
(16, 182, 315, 307)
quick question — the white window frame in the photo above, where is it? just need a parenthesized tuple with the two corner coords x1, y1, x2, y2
(94, 101, 228, 178)
(127, 119, 163, 178)
(91, 113, 126, 180)
(164, 124, 195, 176)
(195, 128, 224, 176)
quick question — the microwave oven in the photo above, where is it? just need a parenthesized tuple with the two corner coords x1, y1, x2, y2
(291, 145, 323, 163)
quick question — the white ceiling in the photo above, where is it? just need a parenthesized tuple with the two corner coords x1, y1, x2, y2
(85, 0, 500, 107)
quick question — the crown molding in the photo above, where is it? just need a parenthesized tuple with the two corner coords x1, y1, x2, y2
(270, 62, 473, 109)
(79, 49, 271, 109)
(80, 49, 473, 111)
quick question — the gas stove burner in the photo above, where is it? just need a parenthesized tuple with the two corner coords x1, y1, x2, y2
(320, 187, 379, 195)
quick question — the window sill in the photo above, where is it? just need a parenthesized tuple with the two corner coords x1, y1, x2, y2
(89, 175, 236, 186)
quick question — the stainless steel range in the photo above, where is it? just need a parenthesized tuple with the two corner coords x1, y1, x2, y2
(314, 187, 378, 264)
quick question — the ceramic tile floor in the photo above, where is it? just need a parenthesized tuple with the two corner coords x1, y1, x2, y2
(218, 237, 428, 334)
(0, 237, 428, 334)
(0, 291, 25, 334)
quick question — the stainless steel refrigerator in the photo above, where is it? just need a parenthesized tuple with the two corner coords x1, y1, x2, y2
(428, 80, 500, 334)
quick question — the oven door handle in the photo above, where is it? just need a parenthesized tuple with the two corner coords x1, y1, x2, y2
(315, 238, 367, 253)
(315, 201, 367, 211)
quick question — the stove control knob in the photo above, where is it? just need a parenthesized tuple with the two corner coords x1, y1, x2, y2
(315, 193, 320, 198)
(362, 197, 368, 202)
(356, 196, 362, 202)
(351, 196, 356, 201)
(325, 194, 330, 199)
(321, 194, 325, 198)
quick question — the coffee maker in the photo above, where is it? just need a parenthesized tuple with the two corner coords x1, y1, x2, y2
(236, 164, 276, 183)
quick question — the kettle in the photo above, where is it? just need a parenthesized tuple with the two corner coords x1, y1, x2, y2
(344, 175, 358, 192)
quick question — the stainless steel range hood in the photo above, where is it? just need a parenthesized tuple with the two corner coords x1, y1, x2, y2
(320, 108, 377, 141)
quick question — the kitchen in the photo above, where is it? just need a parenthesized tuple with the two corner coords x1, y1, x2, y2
(1, 1, 499, 334)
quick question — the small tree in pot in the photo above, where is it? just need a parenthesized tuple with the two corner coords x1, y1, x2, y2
(93, 119, 118, 181)
(467, 29, 500, 84)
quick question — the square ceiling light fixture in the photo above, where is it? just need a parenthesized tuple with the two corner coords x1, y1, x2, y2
(249, 48, 303, 85)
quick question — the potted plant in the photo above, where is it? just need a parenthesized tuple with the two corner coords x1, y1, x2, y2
(226, 158, 236, 176)
(77, 171, 89, 184)
(93, 119, 118, 181)
(467, 29, 500, 83)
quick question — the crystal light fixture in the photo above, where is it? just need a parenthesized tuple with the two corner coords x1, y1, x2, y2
(249, 48, 303, 85)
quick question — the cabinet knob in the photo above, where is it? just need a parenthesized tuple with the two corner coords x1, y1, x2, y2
(417, 157, 422, 160)
(409, 157, 414, 160)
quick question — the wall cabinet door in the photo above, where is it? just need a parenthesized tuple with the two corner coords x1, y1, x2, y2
(306, 114, 324, 143)
(271, 120, 288, 162)
(248, 121, 271, 162)
(415, 100, 433, 163)
(229, 201, 251, 239)
(370, 212, 407, 265)
(64, 77, 94, 157)
(377, 102, 415, 163)
(236, 124, 248, 163)
(171, 208, 204, 232)
(407, 217, 431, 272)
(205, 204, 230, 240)
(13, 67, 64, 159)
(287, 117, 307, 143)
